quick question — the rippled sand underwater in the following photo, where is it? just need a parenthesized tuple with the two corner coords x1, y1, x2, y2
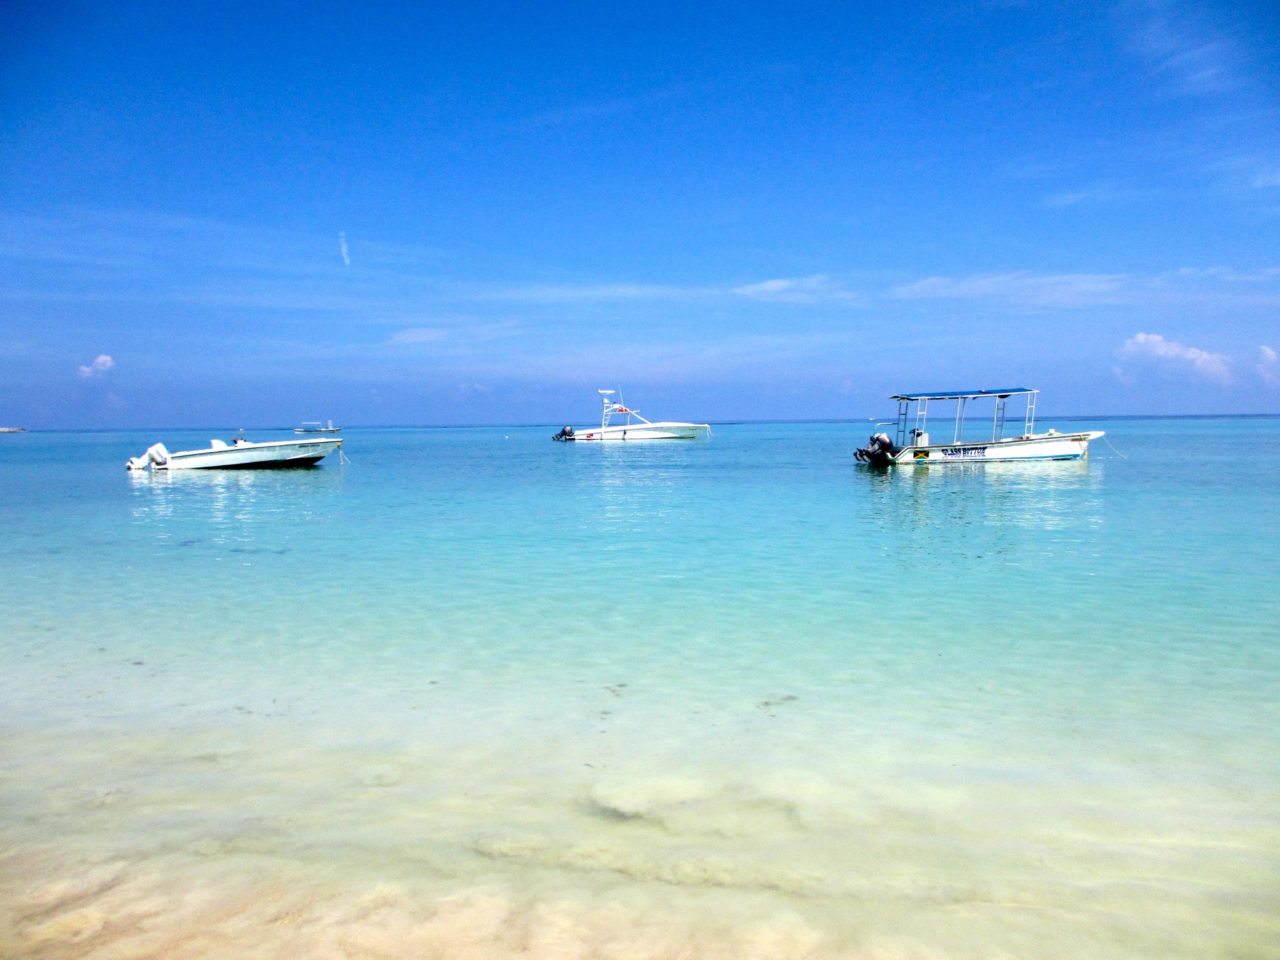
(5, 715, 1276, 960)
(2, 421, 1278, 958)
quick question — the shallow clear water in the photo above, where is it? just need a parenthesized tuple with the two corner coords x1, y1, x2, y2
(2, 419, 1277, 958)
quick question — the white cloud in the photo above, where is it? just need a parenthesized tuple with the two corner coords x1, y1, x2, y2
(77, 354, 115, 378)
(1119, 332, 1231, 383)
(339, 231, 350, 267)
(1258, 345, 1279, 384)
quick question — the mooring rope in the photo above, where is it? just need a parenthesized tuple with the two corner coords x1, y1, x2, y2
(1102, 434, 1128, 460)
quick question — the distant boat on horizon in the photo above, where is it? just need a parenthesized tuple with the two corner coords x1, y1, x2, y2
(294, 420, 341, 434)
(0, 426, 26, 433)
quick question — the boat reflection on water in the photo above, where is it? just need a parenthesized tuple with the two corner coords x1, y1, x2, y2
(127, 463, 346, 548)
(857, 457, 1106, 537)
(570, 439, 705, 535)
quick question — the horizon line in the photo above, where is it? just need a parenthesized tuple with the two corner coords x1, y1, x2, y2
(13, 412, 1280, 433)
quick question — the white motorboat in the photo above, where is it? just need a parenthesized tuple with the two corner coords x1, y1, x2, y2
(855, 388, 1103, 466)
(551, 390, 710, 442)
(294, 419, 341, 434)
(126, 435, 342, 471)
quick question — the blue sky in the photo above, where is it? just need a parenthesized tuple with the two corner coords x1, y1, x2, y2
(2, 0, 1278, 428)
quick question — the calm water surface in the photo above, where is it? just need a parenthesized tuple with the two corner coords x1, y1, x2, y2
(1, 418, 1277, 958)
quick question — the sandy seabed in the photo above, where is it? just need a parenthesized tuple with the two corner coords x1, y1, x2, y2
(0, 847, 1243, 960)
(4, 759, 1277, 960)
(4, 681, 1278, 960)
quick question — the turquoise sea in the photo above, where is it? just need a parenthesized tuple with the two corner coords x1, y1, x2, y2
(2, 417, 1277, 959)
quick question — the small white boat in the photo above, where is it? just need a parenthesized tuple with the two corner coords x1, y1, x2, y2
(294, 420, 341, 434)
(855, 388, 1102, 466)
(127, 435, 342, 471)
(552, 390, 710, 442)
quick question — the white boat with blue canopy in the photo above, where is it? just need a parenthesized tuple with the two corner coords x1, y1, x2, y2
(855, 388, 1103, 466)
(552, 390, 710, 442)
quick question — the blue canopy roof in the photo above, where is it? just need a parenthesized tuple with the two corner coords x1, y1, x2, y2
(891, 388, 1036, 401)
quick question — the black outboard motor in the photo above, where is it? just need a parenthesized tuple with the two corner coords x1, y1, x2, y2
(551, 426, 576, 442)
(855, 432, 897, 466)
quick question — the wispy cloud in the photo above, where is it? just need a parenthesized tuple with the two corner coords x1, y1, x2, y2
(1258, 345, 1279, 385)
(476, 282, 704, 304)
(339, 231, 351, 267)
(890, 271, 1130, 308)
(477, 275, 866, 307)
(1119, 331, 1231, 383)
(1043, 185, 1147, 208)
(731, 274, 865, 304)
(1173, 266, 1280, 283)
(10, 208, 1279, 322)
(498, 88, 683, 135)
(1044, 190, 1105, 209)
(387, 320, 522, 348)
(388, 327, 448, 345)
(886, 267, 1280, 311)
(375, 266, 1280, 314)
(1, 208, 387, 313)
(1124, 0, 1243, 96)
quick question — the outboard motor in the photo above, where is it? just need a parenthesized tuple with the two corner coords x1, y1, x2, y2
(854, 432, 897, 466)
(551, 426, 576, 442)
(126, 442, 170, 471)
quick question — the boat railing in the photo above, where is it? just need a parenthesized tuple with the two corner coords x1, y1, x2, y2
(599, 389, 655, 429)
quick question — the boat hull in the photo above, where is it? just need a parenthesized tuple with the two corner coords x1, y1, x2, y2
(569, 422, 710, 441)
(888, 431, 1102, 465)
(159, 439, 342, 470)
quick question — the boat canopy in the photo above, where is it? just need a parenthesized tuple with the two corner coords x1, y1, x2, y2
(890, 388, 1035, 402)
(885, 388, 1040, 447)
